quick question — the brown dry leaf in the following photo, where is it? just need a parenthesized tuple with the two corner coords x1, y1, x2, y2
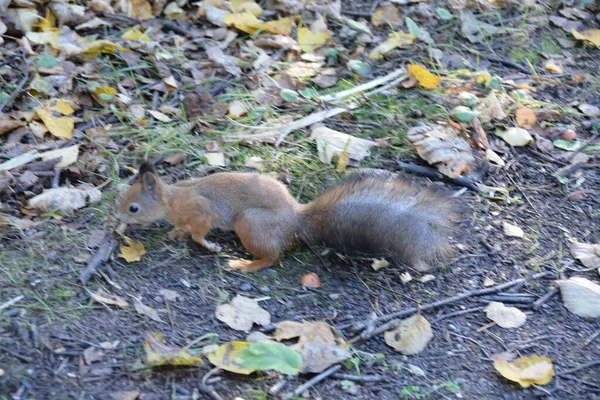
(300, 272, 320, 288)
(215, 295, 271, 332)
(571, 28, 600, 47)
(83, 346, 105, 364)
(484, 302, 527, 328)
(384, 314, 433, 355)
(144, 332, 203, 366)
(159, 289, 181, 301)
(164, 152, 187, 165)
(570, 242, 600, 269)
(296, 342, 350, 373)
(297, 27, 331, 53)
(372, 5, 402, 27)
(118, 237, 146, 263)
(494, 355, 554, 388)
(274, 320, 336, 344)
(123, 0, 153, 20)
(134, 301, 164, 323)
(90, 289, 129, 308)
(310, 126, 377, 165)
(407, 64, 441, 89)
(515, 107, 537, 129)
(228, 100, 247, 119)
(544, 59, 563, 74)
(407, 124, 474, 178)
(0, 118, 25, 135)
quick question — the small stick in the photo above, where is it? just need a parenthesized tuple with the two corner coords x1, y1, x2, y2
(318, 68, 406, 104)
(532, 287, 559, 311)
(566, 132, 600, 163)
(80, 237, 118, 285)
(0, 51, 30, 112)
(0, 344, 32, 363)
(583, 329, 600, 347)
(52, 169, 61, 188)
(350, 272, 550, 342)
(0, 295, 24, 312)
(432, 306, 484, 323)
(332, 373, 385, 382)
(396, 161, 481, 192)
(482, 295, 534, 304)
(485, 55, 532, 75)
(199, 367, 224, 400)
(269, 377, 293, 396)
(557, 360, 600, 377)
(282, 365, 342, 400)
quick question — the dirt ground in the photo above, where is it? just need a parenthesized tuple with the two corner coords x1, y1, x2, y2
(2, 1, 600, 399)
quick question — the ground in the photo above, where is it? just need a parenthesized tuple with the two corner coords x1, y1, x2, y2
(1, 1, 600, 399)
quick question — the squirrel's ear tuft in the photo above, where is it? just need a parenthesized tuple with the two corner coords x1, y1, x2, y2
(139, 162, 156, 176)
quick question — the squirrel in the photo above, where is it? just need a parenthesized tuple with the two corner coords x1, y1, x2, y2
(117, 163, 460, 274)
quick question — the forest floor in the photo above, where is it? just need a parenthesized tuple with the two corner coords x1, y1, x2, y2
(1, 0, 599, 399)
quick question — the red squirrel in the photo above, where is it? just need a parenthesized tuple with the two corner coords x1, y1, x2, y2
(117, 163, 459, 273)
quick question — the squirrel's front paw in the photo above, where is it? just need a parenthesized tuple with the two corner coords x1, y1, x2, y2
(201, 239, 222, 253)
(168, 228, 190, 241)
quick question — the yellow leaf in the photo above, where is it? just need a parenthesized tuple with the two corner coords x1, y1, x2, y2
(206, 342, 254, 374)
(263, 17, 294, 36)
(494, 355, 554, 388)
(121, 29, 152, 42)
(371, 5, 401, 27)
(368, 31, 414, 60)
(127, 0, 153, 20)
(515, 107, 536, 129)
(297, 27, 331, 53)
(407, 64, 442, 89)
(225, 12, 263, 35)
(36, 109, 74, 139)
(144, 333, 203, 366)
(118, 236, 146, 263)
(25, 31, 60, 49)
(572, 28, 600, 47)
(230, 0, 263, 17)
(82, 40, 129, 57)
(91, 86, 117, 105)
(46, 99, 74, 115)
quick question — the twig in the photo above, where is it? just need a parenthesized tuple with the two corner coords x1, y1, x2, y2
(532, 287, 559, 311)
(0, 344, 33, 363)
(396, 161, 481, 192)
(485, 55, 532, 75)
(557, 360, 600, 377)
(0, 295, 24, 312)
(282, 365, 342, 400)
(350, 272, 550, 343)
(318, 68, 406, 104)
(583, 329, 600, 348)
(269, 377, 293, 396)
(52, 169, 61, 188)
(199, 367, 224, 400)
(566, 132, 599, 163)
(332, 373, 385, 382)
(80, 237, 118, 285)
(448, 332, 493, 359)
(432, 306, 484, 323)
(0, 50, 30, 112)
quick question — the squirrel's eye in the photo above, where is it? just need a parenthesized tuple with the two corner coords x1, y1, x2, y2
(129, 204, 140, 213)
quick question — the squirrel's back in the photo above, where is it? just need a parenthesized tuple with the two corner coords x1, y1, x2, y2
(301, 170, 459, 271)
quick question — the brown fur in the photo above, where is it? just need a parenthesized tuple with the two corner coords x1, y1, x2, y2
(117, 164, 459, 273)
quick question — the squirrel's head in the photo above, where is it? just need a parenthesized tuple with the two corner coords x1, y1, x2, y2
(117, 162, 168, 225)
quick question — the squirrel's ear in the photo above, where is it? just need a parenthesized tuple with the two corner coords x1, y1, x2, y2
(139, 162, 159, 198)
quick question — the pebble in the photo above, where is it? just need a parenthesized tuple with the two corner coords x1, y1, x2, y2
(346, 385, 360, 396)
(329, 293, 340, 300)
(239, 282, 253, 292)
(259, 286, 271, 295)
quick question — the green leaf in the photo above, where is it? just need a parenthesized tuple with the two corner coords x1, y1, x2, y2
(98, 93, 114, 102)
(37, 54, 58, 69)
(236, 342, 302, 376)
(347, 60, 372, 79)
(436, 8, 453, 21)
(452, 106, 480, 123)
(553, 139, 581, 151)
(340, 380, 356, 390)
(280, 89, 298, 103)
(0, 92, 9, 105)
(405, 17, 423, 39)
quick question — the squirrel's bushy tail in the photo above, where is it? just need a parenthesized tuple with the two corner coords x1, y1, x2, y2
(300, 170, 460, 271)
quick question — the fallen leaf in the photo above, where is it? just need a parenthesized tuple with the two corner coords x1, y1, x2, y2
(36, 109, 74, 139)
(206, 341, 254, 374)
(300, 272, 320, 288)
(144, 332, 203, 366)
(502, 222, 524, 238)
(570, 242, 600, 269)
(0, 118, 25, 135)
(237, 342, 302, 375)
(496, 127, 533, 147)
(28, 186, 100, 215)
(205, 152, 226, 166)
(215, 295, 271, 332)
(135, 301, 164, 323)
(483, 278, 495, 287)
(225, 12, 291, 36)
(164, 153, 187, 165)
(486, 149, 505, 168)
(368, 30, 415, 60)
(296, 342, 350, 373)
(40, 144, 80, 169)
(83, 346, 105, 364)
(228, 100, 247, 119)
(407, 64, 442, 89)
(452, 106, 480, 123)
(460, 11, 500, 43)
(124, 0, 153, 20)
(558, 277, 600, 319)
(544, 59, 563, 74)
(484, 302, 527, 328)
(371, 259, 389, 271)
(90, 289, 129, 308)
(159, 289, 181, 301)
(109, 391, 140, 400)
(571, 28, 600, 47)
(91, 86, 117, 105)
(118, 237, 146, 263)
(297, 27, 331, 53)
(384, 314, 433, 355)
(407, 124, 475, 178)
(400, 272, 412, 284)
(371, 5, 402, 27)
(75, 17, 113, 30)
(230, 0, 263, 16)
(515, 107, 537, 129)
(310, 126, 377, 165)
(148, 110, 172, 122)
(578, 103, 600, 117)
(274, 320, 336, 344)
(121, 29, 152, 41)
(494, 355, 554, 388)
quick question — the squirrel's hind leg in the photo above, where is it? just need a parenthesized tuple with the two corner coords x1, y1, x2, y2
(229, 208, 290, 273)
